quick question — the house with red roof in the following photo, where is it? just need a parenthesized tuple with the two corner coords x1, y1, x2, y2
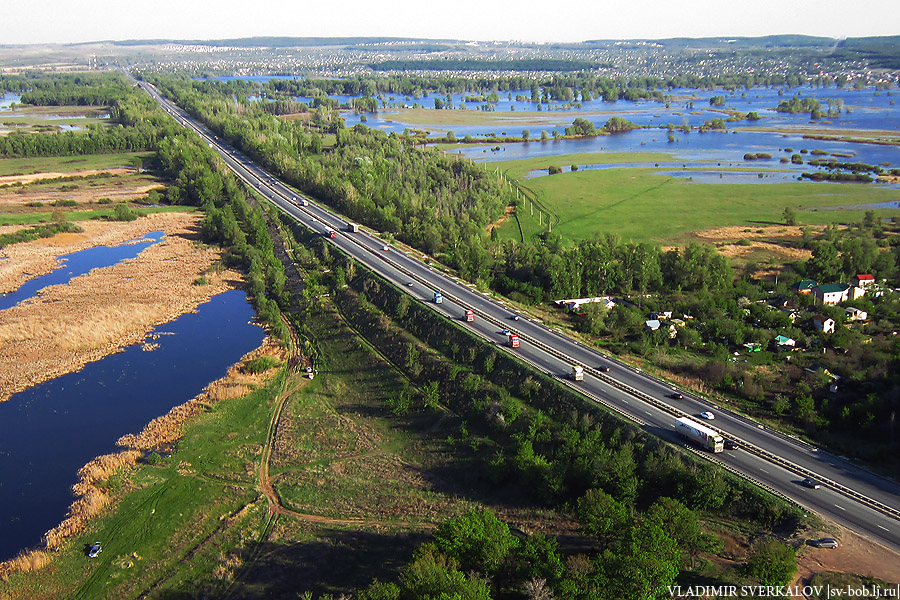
(852, 274, 875, 289)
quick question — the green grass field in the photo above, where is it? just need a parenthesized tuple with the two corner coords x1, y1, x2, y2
(0, 152, 152, 177)
(379, 107, 643, 128)
(495, 154, 900, 243)
(0, 205, 196, 226)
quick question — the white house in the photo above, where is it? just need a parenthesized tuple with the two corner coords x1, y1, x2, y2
(852, 274, 875, 289)
(845, 307, 868, 321)
(812, 315, 836, 334)
(814, 283, 850, 305)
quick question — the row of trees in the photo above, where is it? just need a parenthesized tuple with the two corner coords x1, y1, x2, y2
(323, 266, 804, 599)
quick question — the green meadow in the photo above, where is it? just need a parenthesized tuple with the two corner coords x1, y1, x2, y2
(495, 153, 899, 243)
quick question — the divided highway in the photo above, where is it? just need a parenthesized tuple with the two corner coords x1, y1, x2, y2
(138, 80, 900, 554)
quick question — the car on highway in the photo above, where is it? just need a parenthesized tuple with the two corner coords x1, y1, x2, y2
(698, 411, 715, 420)
(598, 365, 610, 372)
(406, 282, 414, 287)
(87, 542, 102, 558)
(724, 439, 739, 450)
(382, 245, 389, 251)
(512, 313, 520, 321)
(670, 392, 684, 400)
(809, 537, 838, 548)
(801, 477, 821, 489)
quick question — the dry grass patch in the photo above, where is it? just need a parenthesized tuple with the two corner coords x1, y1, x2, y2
(0, 212, 242, 402)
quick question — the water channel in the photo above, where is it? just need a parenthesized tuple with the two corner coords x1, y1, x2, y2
(0, 231, 265, 561)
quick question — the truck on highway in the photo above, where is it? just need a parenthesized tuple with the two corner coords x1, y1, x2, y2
(464, 309, 474, 322)
(508, 334, 520, 348)
(675, 417, 723, 453)
(433, 291, 443, 304)
(348, 223, 359, 233)
(571, 365, 584, 381)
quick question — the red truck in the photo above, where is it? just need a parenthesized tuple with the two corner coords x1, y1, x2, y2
(509, 334, 520, 348)
(464, 309, 474, 322)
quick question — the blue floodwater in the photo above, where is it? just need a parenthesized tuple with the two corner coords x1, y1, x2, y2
(0, 232, 164, 312)
(0, 289, 264, 561)
(201, 81, 900, 168)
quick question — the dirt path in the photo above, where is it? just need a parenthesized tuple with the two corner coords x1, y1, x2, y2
(255, 326, 434, 531)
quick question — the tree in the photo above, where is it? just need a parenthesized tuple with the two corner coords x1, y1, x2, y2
(565, 118, 596, 137)
(783, 206, 797, 226)
(741, 539, 797, 586)
(399, 545, 492, 600)
(433, 509, 519, 574)
(575, 488, 630, 538)
(522, 129, 530, 141)
(603, 116, 637, 133)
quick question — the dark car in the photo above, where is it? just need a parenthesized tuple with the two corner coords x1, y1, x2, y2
(598, 365, 611, 372)
(724, 439, 739, 450)
(87, 542, 102, 558)
(670, 392, 684, 400)
(801, 477, 821, 489)
(809, 537, 838, 548)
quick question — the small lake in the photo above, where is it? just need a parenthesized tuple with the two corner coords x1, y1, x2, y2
(0, 289, 264, 562)
(0, 232, 165, 312)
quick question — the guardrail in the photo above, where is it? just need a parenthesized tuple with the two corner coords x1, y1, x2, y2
(149, 84, 900, 525)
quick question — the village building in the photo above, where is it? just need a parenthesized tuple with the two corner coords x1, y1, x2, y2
(812, 315, 836, 334)
(814, 283, 851, 305)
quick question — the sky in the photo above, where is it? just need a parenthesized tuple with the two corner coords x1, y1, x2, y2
(6, 0, 899, 45)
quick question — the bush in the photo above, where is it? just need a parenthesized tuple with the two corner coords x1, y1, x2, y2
(110, 202, 138, 221)
(52, 199, 78, 207)
(242, 356, 281, 374)
(97, 197, 112, 204)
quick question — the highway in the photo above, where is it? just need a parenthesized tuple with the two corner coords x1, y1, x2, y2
(138, 79, 900, 555)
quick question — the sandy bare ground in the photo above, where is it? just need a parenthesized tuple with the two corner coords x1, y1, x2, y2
(0, 211, 243, 402)
(0, 175, 161, 207)
(796, 525, 900, 586)
(0, 167, 135, 187)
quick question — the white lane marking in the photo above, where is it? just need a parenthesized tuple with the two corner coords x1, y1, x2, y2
(645, 411, 652, 416)
(759, 468, 768, 474)
(834, 504, 846, 511)
(877, 525, 890, 531)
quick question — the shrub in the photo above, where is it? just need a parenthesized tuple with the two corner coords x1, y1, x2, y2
(110, 202, 138, 221)
(97, 197, 112, 204)
(242, 356, 281, 374)
(52, 199, 78, 207)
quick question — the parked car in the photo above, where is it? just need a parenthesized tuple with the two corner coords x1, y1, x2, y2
(698, 411, 715, 420)
(801, 477, 821, 489)
(810, 537, 838, 548)
(87, 542, 102, 558)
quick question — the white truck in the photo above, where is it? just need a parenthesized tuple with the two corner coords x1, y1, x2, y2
(675, 417, 723, 453)
(348, 222, 359, 233)
(571, 365, 584, 381)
